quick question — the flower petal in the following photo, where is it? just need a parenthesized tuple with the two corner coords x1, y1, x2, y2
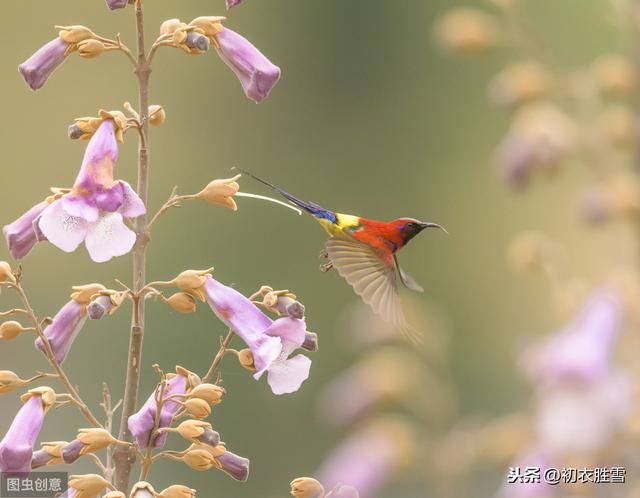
(38, 201, 88, 253)
(118, 181, 146, 217)
(61, 195, 99, 223)
(85, 212, 136, 262)
(264, 316, 306, 347)
(266, 354, 311, 395)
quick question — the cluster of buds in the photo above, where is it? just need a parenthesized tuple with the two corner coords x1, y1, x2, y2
(156, 16, 281, 103)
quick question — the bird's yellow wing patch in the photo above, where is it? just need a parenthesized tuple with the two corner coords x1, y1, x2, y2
(325, 236, 421, 342)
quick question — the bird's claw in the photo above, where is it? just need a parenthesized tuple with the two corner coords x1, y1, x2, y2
(319, 262, 333, 273)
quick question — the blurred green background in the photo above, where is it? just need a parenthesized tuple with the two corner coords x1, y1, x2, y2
(0, 1, 635, 497)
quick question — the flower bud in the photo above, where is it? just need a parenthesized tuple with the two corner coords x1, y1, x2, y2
(148, 105, 166, 126)
(130, 482, 156, 498)
(489, 61, 552, 107)
(290, 477, 325, 498)
(87, 295, 113, 320)
(189, 17, 225, 39)
(158, 486, 197, 498)
(261, 288, 305, 317)
(165, 292, 197, 313)
(185, 32, 211, 54)
(184, 398, 212, 419)
(592, 54, 638, 97)
(0, 321, 28, 340)
(172, 269, 214, 301)
(161, 19, 185, 36)
(217, 451, 250, 481)
(105, 0, 129, 10)
(180, 447, 219, 471)
(76, 428, 120, 454)
(301, 332, 319, 352)
(165, 420, 220, 447)
(0, 262, 15, 284)
(77, 39, 106, 59)
(237, 349, 256, 371)
(69, 474, 112, 498)
(0, 371, 27, 394)
(70, 283, 107, 305)
(32, 441, 67, 468)
(57, 25, 96, 44)
(189, 383, 225, 405)
(18, 39, 70, 91)
(197, 175, 240, 210)
(434, 8, 499, 55)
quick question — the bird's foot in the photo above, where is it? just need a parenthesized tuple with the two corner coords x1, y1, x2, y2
(319, 249, 328, 259)
(319, 262, 333, 272)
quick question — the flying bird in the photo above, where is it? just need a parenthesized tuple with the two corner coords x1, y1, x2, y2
(238, 169, 446, 341)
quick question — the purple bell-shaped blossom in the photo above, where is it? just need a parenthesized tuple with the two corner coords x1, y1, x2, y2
(214, 27, 281, 103)
(3, 201, 48, 259)
(203, 276, 312, 394)
(0, 387, 55, 474)
(35, 118, 145, 262)
(18, 38, 70, 91)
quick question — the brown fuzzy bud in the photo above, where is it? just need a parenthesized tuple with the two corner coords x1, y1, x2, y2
(290, 478, 325, 498)
(0, 371, 28, 394)
(189, 383, 225, 405)
(180, 447, 219, 471)
(0, 321, 28, 341)
(0, 261, 16, 284)
(489, 61, 552, 107)
(184, 398, 212, 419)
(161, 19, 185, 36)
(148, 105, 166, 126)
(172, 269, 213, 301)
(20, 386, 56, 413)
(76, 428, 120, 454)
(130, 482, 156, 498)
(70, 283, 107, 305)
(165, 292, 197, 313)
(189, 16, 225, 39)
(237, 349, 256, 372)
(77, 39, 106, 59)
(158, 485, 197, 498)
(57, 25, 96, 44)
(68, 474, 112, 498)
(163, 420, 220, 447)
(434, 8, 499, 55)
(197, 175, 241, 211)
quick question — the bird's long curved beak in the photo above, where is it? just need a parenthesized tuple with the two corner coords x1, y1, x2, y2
(420, 222, 449, 235)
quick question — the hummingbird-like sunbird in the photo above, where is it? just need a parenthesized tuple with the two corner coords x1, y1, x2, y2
(239, 169, 446, 341)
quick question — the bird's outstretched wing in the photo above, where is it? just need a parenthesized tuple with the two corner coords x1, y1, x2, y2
(325, 236, 422, 343)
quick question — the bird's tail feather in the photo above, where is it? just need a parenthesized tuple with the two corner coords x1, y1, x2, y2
(234, 168, 313, 212)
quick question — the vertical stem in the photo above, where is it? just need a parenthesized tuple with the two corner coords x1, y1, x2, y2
(114, 0, 151, 491)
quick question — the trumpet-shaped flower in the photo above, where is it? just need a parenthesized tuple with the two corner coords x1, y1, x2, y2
(214, 27, 281, 103)
(0, 387, 55, 474)
(34, 285, 104, 364)
(105, 0, 129, 10)
(3, 201, 48, 260)
(18, 38, 70, 91)
(36, 118, 145, 262)
(521, 289, 622, 385)
(128, 367, 199, 449)
(203, 276, 312, 394)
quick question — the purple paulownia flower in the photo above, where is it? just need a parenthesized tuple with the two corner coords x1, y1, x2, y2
(521, 289, 622, 386)
(0, 387, 55, 474)
(105, 0, 129, 10)
(3, 201, 48, 259)
(203, 276, 312, 395)
(226, 0, 244, 8)
(214, 27, 281, 103)
(128, 367, 199, 449)
(317, 417, 414, 498)
(18, 38, 70, 91)
(218, 451, 250, 481)
(35, 299, 87, 364)
(35, 118, 145, 262)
